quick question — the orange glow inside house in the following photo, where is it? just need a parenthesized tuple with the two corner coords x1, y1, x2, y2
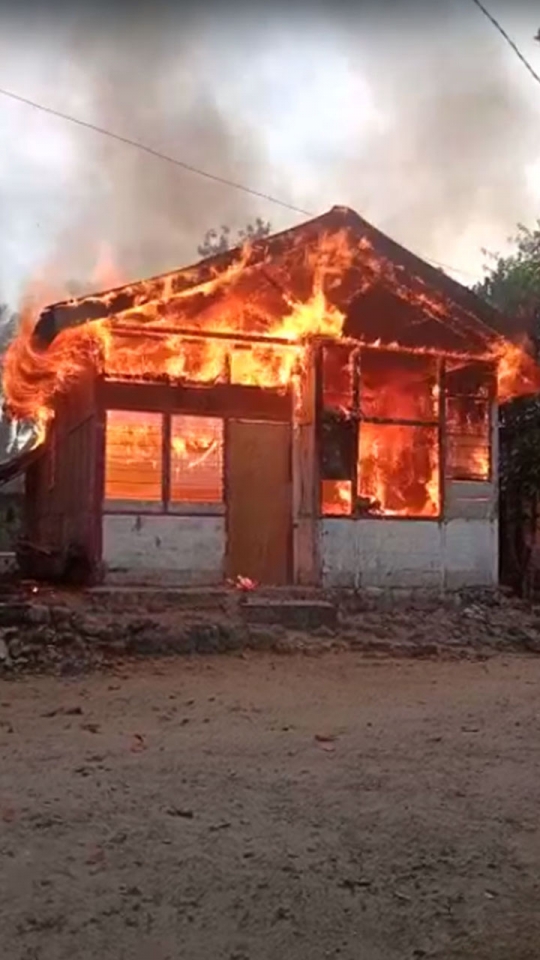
(357, 351, 440, 517)
(319, 346, 497, 518)
(104, 411, 224, 504)
(445, 359, 491, 482)
(170, 415, 223, 504)
(357, 422, 439, 517)
(105, 411, 163, 502)
(320, 346, 441, 518)
(320, 480, 353, 516)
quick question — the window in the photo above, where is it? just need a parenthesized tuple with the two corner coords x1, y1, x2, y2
(320, 345, 356, 516)
(357, 351, 439, 517)
(445, 361, 493, 481)
(170, 416, 223, 504)
(105, 410, 162, 502)
(358, 422, 439, 517)
(319, 345, 440, 518)
(103, 411, 224, 509)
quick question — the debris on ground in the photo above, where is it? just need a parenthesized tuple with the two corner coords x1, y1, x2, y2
(0, 582, 538, 676)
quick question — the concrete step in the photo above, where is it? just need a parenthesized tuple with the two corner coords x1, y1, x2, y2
(85, 586, 232, 613)
(241, 598, 338, 631)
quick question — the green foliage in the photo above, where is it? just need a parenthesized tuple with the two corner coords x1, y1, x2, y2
(500, 396, 540, 500)
(197, 218, 272, 259)
(474, 222, 540, 341)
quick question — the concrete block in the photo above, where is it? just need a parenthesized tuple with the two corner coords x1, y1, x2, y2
(242, 599, 337, 631)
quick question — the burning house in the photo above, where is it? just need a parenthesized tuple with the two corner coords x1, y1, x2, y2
(2, 206, 537, 590)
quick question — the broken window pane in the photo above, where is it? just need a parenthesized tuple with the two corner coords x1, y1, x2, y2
(319, 410, 356, 480)
(359, 350, 438, 422)
(170, 415, 223, 503)
(321, 480, 352, 516)
(357, 422, 439, 517)
(445, 361, 492, 481)
(105, 410, 162, 501)
(321, 344, 354, 413)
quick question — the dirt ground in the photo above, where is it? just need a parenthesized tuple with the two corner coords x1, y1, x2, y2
(1, 651, 540, 960)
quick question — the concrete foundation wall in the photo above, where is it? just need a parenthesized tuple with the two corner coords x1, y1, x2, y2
(320, 517, 498, 590)
(102, 514, 225, 585)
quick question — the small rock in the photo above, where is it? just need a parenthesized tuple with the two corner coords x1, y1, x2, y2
(26, 604, 51, 626)
(50, 606, 73, 626)
(7, 637, 23, 659)
(190, 623, 221, 654)
(81, 722, 100, 734)
(247, 624, 286, 650)
(0, 638, 12, 666)
(0, 603, 29, 627)
(166, 807, 194, 819)
(273, 905, 292, 921)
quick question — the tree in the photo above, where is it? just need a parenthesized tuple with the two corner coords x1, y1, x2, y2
(474, 222, 540, 349)
(475, 222, 540, 591)
(197, 218, 272, 259)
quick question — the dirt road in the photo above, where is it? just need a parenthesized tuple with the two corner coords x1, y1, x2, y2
(1, 651, 540, 960)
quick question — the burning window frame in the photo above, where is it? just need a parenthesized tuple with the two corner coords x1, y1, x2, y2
(444, 359, 495, 484)
(318, 341, 495, 521)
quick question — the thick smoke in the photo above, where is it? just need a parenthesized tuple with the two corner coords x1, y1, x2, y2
(0, 6, 292, 301)
(0, 0, 539, 303)
(331, 4, 540, 268)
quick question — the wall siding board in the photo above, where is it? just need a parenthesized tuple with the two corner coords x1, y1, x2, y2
(23, 368, 100, 569)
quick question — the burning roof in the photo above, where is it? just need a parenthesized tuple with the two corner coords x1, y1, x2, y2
(33, 206, 505, 352)
(2, 205, 539, 447)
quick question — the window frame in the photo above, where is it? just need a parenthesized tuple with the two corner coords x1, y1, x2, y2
(356, 348, 442, 520)
(444, 360, 495, 484)
(318, 345, 495, 521)
(102, 409, 225, 516)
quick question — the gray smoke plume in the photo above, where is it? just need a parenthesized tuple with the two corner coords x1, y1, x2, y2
(0, 0, 539, 305)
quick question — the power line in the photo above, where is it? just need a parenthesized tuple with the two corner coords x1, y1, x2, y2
(0, 82, 479, 281)
(422, 257, 479, 279)
(0, 84, 312, 219)
(469, 0, 540, 85)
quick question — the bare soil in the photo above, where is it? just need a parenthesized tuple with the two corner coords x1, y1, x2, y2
(1, 651, 540, 960)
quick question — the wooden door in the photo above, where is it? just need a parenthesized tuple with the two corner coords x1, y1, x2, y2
(226, 419, 292, 585)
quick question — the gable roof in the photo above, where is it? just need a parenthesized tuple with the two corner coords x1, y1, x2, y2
(33, 206, 508, 359)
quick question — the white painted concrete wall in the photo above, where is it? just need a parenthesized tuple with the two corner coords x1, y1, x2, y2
(102, 514, 225, 585)
(320, 517, 498, 590)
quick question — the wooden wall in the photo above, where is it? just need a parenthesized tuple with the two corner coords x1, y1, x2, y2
(24, 368, 101, 576)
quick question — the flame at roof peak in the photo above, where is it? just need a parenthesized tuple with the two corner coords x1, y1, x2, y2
(2, 205, 533, 440)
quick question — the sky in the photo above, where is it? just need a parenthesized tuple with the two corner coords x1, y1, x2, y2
(0, 0, 540, 311)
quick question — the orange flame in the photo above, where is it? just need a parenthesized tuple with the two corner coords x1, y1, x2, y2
(2, 231, 352, 438)
(3, 225, 540, 479)
(492, 337, 540, 402)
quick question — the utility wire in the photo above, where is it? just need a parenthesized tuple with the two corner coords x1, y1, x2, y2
(0, 84, 312, 218)
(0, 82, 479, 281)
(469, 0, 540, 85)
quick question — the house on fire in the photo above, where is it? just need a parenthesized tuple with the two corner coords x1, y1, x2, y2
(3, 206, 517, 591)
